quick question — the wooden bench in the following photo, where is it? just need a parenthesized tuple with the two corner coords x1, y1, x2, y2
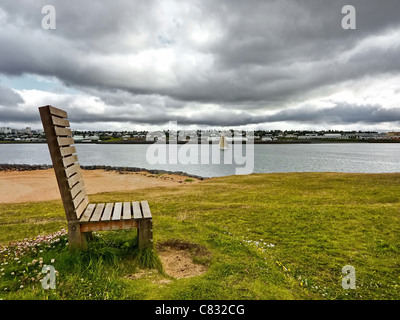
(39, 105, 153, 251)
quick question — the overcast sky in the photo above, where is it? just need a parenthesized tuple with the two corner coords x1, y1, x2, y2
(0, 0, 400, 132)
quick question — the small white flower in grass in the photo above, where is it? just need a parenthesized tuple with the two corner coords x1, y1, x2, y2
(20, 285, 24, 289)
(51, 259, 55, 263)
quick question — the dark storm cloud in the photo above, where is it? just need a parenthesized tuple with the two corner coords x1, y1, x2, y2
(0, 85, 24, 105)
(0, 0, 400, 128)
(263, 103, 400, 125)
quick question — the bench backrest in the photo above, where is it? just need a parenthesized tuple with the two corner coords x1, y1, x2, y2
(39, 105, 89, 221)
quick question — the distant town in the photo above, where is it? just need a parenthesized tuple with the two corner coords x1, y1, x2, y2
(0, 126, 399, 143)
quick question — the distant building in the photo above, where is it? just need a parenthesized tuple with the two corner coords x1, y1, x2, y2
(355, 133, 378, 140)
(0, 127, 12, 134)
(261, 136, 272, 141)
(386, 132, 400, 139)
(88, 135, 100, 141)
(73, 135, 84, 142)
(323, 133, 342, 139)
(298, 134, 320, 139)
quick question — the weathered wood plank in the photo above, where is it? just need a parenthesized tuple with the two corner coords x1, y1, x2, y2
(57, 137, 74, 147)
(90, 203, 105, 222)
(132, 201, 142, 220)
(62, 154, 78, 168)
(65, 163, 79, 178)
(67, 172, 81, 188)
(141, 201, 152, 219)
(51, 116, 70, 127)
(80, 203, 96, 223)
(101, 203, 114, 221)
(70, 180, 84, 199)
(48, 105, 68, 118)
(54, 127, 72, 137)
(112, 202, 122, 221)
(60, 146, 76, 157)
(73, 190, 87, 209)
(75, 197, 89, 219)
(80, 220, 138, 232)
(122, 202, 131, 220)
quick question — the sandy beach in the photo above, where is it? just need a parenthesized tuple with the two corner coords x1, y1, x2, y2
(0, 169, 201, 203)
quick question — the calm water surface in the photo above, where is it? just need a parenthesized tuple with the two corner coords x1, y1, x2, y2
(0, 143, 399, 177)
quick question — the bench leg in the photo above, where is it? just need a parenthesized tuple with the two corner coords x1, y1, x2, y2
(68, 221, 88, 251)
(138, 219, 153, 250)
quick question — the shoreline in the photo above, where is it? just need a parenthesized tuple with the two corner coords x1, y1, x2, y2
(0, 164, 208, 180)
(1, 140, 399, 145)
(0, 165, 205, 204)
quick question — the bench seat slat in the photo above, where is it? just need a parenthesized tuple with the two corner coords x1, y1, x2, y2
(112, 202, 122, 221)
(80, 203, 96, 223)
(90, 203, 105, 222)
(101, 203, 114, 221)
(122, 202, 131, 220)
(141, 201, 152, 219)
(132, 201, 142, 219)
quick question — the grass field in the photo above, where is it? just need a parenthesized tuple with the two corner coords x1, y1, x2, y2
(0, 172, 399, 300)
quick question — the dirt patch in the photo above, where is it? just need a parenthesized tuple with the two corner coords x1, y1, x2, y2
(157, 239, 211, 279)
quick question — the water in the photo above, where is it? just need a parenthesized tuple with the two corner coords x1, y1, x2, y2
(0, 143, 399, 177)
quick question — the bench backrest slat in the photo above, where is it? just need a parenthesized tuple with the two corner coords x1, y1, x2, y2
(39, 105, 89, 221)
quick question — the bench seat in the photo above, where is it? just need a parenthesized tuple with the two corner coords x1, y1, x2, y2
(79, 201, 152, 232)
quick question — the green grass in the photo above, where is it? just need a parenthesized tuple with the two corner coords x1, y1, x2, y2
(1, 172, 399, 300)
